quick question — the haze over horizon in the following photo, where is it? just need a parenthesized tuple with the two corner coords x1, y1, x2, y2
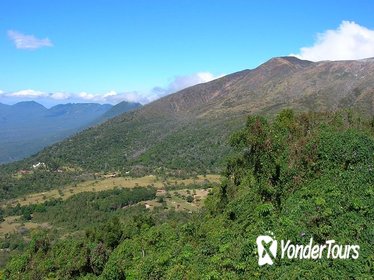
(1, 1, 373, 107)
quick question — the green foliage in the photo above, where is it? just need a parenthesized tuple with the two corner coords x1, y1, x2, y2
(31, 187, 156, 231)
(164, 181, 216, 191)
(4, 199, 61, 218)
(0, 168, 82, 200)
(4, 110, 374, 279)
(0, 114, 241, 200)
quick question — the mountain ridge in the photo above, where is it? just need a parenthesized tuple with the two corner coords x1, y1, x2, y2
(2, 56, 374, 179)
(98, 101, 142, 122)
(139, 56, 374, 120)
(0, 101, 140, 163)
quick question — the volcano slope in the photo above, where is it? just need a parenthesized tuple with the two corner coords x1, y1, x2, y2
(1, 56, 373, 199)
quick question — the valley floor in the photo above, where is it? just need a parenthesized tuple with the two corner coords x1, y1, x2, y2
(0, 174, 220, 247)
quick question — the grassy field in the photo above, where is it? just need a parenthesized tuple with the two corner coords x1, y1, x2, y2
(142, 188, 211, 212)
(0, 215, 42, 237)
(0, 175, 219, 237)
(1, 174, 220, 209)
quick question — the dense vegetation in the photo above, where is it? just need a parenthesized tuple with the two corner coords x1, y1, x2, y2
(2, 57, 374, 202)
(0, 116, 239, 201)
(0, 101, 141, 164)
(3, 110, 373, 279)
(0, 187, 157, 268)
(0, 169, 84, 200)
(4, 187, 156, 230)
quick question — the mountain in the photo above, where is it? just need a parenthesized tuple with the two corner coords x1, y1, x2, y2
(0, 101, 139, 164)
(1, 56, 374, 196)
(98, 101, 141, 122)
(2, 57, 374, 278)
(0, 101, 48, 125)
(146, 56, 374, 118)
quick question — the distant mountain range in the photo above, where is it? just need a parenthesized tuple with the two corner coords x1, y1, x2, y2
(4, 56, 374, 173)
(0, 101, 141, 163)
(98, 101, 142, 123)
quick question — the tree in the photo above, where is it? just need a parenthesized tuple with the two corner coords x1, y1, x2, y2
(0, 208, 4, 222)
(21, 208, 32, 221)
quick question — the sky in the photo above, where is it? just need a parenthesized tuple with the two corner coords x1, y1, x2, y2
(0, 0, 373, 107)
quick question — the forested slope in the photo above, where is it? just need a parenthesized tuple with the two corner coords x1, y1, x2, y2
(1, 57, 373, 200)
(4, 110, 373, 279)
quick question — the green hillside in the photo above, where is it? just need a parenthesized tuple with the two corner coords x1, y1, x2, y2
(0, 101, 140, 164)
(3, 110, 373, 279)
(97, 101, 141, 122)
(1, 57, 373, 201)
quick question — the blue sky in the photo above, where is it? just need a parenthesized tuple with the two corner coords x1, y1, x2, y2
(1, 0, 373, 106)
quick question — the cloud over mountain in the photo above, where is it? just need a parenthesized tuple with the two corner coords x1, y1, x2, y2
(9, 89, 47, 98)
(0, 72, 221, 106)
(146, 72, 222, 103)
(292, 21, 374, 61)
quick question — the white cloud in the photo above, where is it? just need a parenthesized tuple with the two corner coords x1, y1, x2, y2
(9, 89, 47, 98)
(120, 92, 147, 103)
(0, 90, 4, 95)
(168, 72, 218, 93)
(146, 72, 223, 103)
(62, 72, 222, 105)
(292, 21, 374, 61)
(78, 92, 96, 101)
(0, 72, 223, 106)
(67, 90, 141, 104)
(103, 90, 117, 98)
(100, 91, 148, 104)
(50, 92, 70, 100)
(7, 30, 53, 50)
